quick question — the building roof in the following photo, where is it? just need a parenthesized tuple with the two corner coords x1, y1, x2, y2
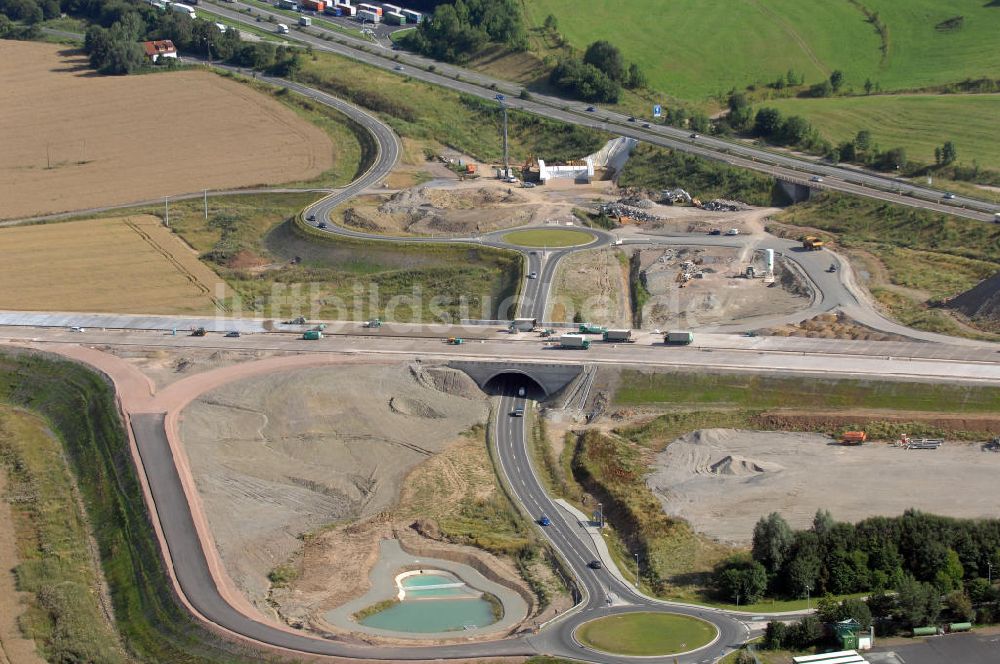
(142, 40, 177, 57)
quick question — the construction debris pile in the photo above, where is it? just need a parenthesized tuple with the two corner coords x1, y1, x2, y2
(701, 199, 751, 212)
(599, 197, 663, 222)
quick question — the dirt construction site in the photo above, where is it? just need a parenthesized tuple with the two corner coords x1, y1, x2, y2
(648, 429, 1000, 545)
(177, 360, 506, 623)
(0, 41, 332, 219)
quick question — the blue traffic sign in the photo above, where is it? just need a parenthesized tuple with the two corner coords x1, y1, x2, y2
(653, 104, 662, 118)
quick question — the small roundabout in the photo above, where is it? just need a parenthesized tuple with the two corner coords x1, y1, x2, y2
(574, 611, 719, 658)
(501, 228, 597, 248)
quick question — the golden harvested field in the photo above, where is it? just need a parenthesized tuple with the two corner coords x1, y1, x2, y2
(0, 215, 228, 314)
(0, 40, 333, 219)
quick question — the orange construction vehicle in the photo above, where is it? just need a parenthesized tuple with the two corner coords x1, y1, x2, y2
(840, 431, 867, 445)
(802, 236, 825, 250)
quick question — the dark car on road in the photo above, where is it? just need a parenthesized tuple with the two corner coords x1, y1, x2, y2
(586, 106, 595, 112)
(538, 515, 551, 526)
(588, 560, 603, 569)
(318, 222, 328, 229)
(628, 116, 636, 122)
(307, 214, 316, 221)
(708, 228, 721, 235)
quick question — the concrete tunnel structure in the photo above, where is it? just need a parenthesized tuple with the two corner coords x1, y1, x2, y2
(449, 361, 583, 400)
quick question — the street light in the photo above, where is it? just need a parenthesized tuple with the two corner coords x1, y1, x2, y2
(496, 93, 509, 179)
(634, 553, 640, 589)
(805, 584, 812, 611)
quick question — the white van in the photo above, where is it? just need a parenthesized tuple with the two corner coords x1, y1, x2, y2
(276, 23, 289, 33)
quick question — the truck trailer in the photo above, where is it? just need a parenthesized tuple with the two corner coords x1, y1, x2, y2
(578, 324, 607, 335)
(509, 318, 537, 332)
(384, 11, 404, 24)
(559, 334, 591, 350)
(357, 8, 379, 21)
(401, 8, 420, 22)
(603, 329, 633, 342)
(300, 0, 324, 11)
(169, 2, 196, 18)
(664, 330, 694, 345)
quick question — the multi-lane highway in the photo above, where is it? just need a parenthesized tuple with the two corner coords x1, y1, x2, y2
(200, 0, 1000, 223)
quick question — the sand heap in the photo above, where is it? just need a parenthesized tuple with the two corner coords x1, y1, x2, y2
(945, 271, 1000, 332)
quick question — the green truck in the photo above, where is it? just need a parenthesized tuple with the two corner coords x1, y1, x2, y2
(578, 324, 608, 335)
(302, 330, 323, 340)
(664, 330, 694, 345)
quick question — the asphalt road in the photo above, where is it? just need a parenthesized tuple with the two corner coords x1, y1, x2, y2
(494, 391, 748, 663)
(202, 0, 999, 223)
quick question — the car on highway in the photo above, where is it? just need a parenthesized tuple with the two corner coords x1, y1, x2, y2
(318, 222, 328, 229)
(942, 192, 956, 200)
(394, 65, 403, 71)
(690, 133, 699, 139)
(225, 331, 241, 338)
(708, 228, 721, 235)
(521, 182, 536, 188)
(627, 116, 636, 122)
(725, 228, 739, 236)
(642, 122, 650, 128)
(588, 560, 603, 569)
(511, 407, 525, 417)
(518, 386, 526, 397)
(810, 176, 823, 183)
(307, 214, 316, 221)
(586, 106, 595, 112)
(528, 271, 538, 279)
(538, 515, 551, 526)
(70, 326, 85, 332)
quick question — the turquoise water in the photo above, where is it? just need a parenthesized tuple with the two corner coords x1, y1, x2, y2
(401, 574, 471, 598)
(359, 598, 496, 633)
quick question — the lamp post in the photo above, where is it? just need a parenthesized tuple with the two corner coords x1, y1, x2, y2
(806, 584, 812, 611)
(634, 553, 640, 589)
(496, 93, 508, 178)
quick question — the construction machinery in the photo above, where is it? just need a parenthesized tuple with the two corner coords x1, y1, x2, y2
(896, 433, 944, 449)
(840, 431, 867, 445)
(578, 324, 608, 335)
(302, 330, 322, 340)
(191, 327, 206, 337)
(363, 319, 382, 328)
(802, 236, 825, 250)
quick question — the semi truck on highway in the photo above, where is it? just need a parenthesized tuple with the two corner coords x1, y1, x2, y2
(664, 330, 694, 345)
(510, 318, 537, 332)
(559, 334, 590, 349)
(169, 2, 196, 18)
(603, 329, 633, 342)
(578, 324, 607, 334)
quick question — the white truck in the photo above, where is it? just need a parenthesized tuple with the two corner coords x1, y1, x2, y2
(276, 22, 289, 33)
(169, 2, 196, 18)
(559, 334, 591, 350)
(299, 16, 311, 26)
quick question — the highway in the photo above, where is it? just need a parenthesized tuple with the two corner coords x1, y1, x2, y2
(201, 0, 1000, 223)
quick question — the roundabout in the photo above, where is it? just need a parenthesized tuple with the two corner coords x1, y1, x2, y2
(501, 228, 597, 248)
(575, 611, 718, 657)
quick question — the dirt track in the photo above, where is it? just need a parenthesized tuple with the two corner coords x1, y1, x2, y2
(649, 429, 1000, 545)
(0, 41, 332, 219)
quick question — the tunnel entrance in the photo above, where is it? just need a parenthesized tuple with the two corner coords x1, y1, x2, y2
(482, 372, 546, 400)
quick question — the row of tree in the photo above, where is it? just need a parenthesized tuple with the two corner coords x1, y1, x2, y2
(401, 0, 526, 63)
(714, 509, 1000, 622)
(548, 40, 646, 103)
(0, 0, 59, 24)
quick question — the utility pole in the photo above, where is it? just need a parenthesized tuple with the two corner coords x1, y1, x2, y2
(164, 196, 170, 227)
(496, 93, 508, 178)
(634, 553, 640, 589)
(204, 189, 209, 220)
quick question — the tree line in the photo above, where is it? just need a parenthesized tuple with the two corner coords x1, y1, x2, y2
(714, 509, 1000, 639)
(549, 39, 646, 103)
(400, 0, 526, 63)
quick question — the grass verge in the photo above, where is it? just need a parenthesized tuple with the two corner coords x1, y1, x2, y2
(576, 612, 716, 656)
(0, 407, 127, 664)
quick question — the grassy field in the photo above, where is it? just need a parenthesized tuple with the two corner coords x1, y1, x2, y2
(0, 407, 127, 664)
(502, 228, 593, 247)
(297, 50, 610, 164)
(524, 0, 1000, 101)
(0, 215, 227, 314)
(576, 612, 716, 656)
(614, 370, 1000, 413)
(763, 94, 1000, 169)
(0, 41, 335, 219)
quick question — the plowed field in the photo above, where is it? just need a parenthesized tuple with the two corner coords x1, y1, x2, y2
(0, 41, 332, 219)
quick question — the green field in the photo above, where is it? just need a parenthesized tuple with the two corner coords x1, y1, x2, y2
(764, 94, 1000, 169)
(502, 229, 594, 247)
(576, 612, 716, 656)
(525, 0, 1000, 100)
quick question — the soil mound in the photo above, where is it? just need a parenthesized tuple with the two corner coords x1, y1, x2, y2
(424, 366, 483, 399)
(708, 454, 783, 476)
(945, 272, 1000, 331)
(388, 396, 444, 419)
